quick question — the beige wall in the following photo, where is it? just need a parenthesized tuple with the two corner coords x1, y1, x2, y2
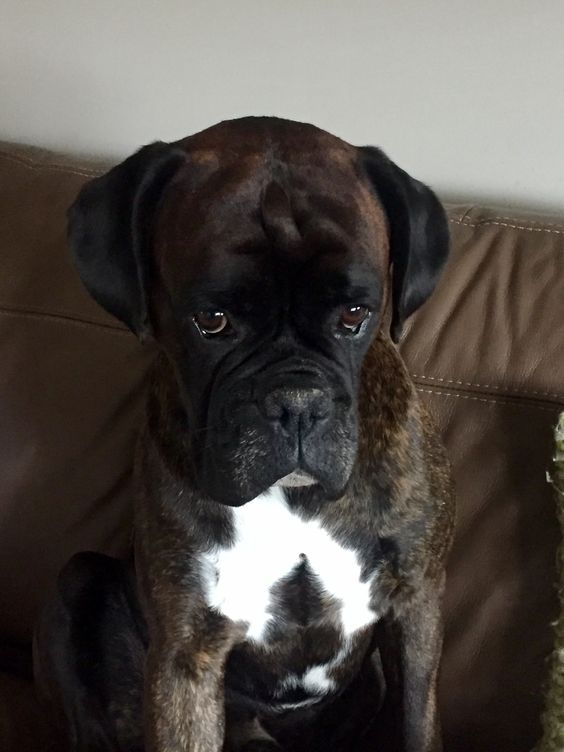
(1, 1, 563, 212)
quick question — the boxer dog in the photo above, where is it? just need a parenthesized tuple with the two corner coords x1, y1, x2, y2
(34, 117, 454, 752)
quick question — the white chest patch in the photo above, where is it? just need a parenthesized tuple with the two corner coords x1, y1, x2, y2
(200, 488, 376, 642)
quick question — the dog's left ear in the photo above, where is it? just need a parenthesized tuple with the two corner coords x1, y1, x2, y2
(68, 141, 186, 339)
(360, 146, 449, 343)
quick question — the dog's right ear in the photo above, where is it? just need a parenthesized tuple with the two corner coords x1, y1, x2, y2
(359, 147, 449, 344)
(68, 142, 186, 339)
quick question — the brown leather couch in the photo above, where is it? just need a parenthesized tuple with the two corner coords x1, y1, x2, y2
(0, 141, 562, 752)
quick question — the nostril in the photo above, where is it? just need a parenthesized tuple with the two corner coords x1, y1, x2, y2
(263, 387, 332, 434)
(270, 403, 294, 431)
(263, 396, 298, 433)
(310, 397, 331, 421)
(263, 392, 289, 422)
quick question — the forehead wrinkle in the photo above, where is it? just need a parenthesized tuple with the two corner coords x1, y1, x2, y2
(301, 220, 353, 258)
(154, 163, 266, 271)
(154, 145, 389, 287)
(260, 180, 302, 255)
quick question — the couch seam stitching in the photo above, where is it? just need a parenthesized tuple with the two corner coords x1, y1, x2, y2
(411, 373, 564, 401)
(487, 215, 564, 228)
(449, 217, 564, 235)
(0, 151, 105, 178)
(452, 207, 474, 223)
(0, 305, 129, 334)
(415, 386, 562, 412)
(0, 300, 121, 324)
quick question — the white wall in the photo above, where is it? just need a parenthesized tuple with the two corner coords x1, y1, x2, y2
(1, 1, 563, 213)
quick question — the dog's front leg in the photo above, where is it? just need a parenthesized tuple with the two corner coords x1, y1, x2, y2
(367, 579, 445, 752)
(144, 610, 245, 752)
(144, 645, 223, 752)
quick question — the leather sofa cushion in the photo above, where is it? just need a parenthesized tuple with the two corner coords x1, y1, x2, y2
(401, 206, 564, 751)
(0, 671, 65, 752)
(0, 143, 563, 751)
(0, 144, 155, 641)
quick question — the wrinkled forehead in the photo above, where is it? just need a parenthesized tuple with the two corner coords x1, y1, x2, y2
(153, 143, 389, 291)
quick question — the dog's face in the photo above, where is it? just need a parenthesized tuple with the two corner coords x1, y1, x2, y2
(69, 117, 448, 505)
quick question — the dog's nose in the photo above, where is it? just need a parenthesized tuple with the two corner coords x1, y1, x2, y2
(263, 387, 332, 435)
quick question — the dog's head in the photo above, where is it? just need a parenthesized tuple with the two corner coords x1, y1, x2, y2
(69, 117, 448, 505)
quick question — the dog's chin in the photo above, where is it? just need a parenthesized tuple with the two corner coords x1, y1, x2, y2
(274, 470, 317, 488)
(201, 472, 318, 507)
(199, 431, 358, 506)
(199, 464, 350, 507)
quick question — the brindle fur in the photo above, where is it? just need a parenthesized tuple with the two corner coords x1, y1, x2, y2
(34, 117, 455, 752)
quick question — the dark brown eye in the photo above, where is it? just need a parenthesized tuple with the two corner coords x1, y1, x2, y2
(193, 311, 231, 337)
(339, 305, 370, 334)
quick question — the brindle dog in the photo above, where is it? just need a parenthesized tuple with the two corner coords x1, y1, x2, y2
(34, 117, 454, 752)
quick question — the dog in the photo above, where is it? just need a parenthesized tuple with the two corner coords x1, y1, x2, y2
(34, 116, 455, 752)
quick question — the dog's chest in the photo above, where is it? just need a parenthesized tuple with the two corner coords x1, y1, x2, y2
(200, 488, 376, 643)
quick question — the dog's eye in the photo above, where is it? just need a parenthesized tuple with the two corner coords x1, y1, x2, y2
(338, 305, 370, 334)
(193, 311, 231, 337)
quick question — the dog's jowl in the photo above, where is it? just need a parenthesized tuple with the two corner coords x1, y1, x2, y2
(34, 117, 455, 752)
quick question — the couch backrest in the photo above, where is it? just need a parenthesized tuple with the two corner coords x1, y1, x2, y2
(1, 142, 563, 752)
(0, 143, 155, 640)
(401, 205, 564, 750)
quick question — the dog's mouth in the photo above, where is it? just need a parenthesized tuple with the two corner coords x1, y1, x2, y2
(200, 385, 358, 505)
(274, 470, 317, 488)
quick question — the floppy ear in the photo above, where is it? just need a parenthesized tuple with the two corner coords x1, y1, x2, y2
(360, 146, 449, 343)
(68, 141, 186, 338)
